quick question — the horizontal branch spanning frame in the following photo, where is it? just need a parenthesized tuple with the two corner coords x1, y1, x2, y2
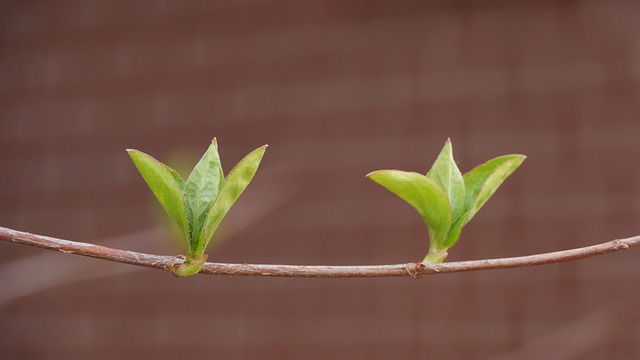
(1, 226, 638, 278)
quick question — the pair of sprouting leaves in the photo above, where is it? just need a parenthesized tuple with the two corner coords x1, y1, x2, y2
(367, 139, 525, 264)
(128, 139, 267, 277)
(130, 137, 522, 276)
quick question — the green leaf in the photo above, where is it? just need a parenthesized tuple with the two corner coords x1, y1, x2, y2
(443, 215, 465, 249)
(463, 154, 526, 223)
(427, 139, 465, 224)
(200, 145, 268, 253)
(367, 170, 452, 248)
(183, 139, 225, 250)
(169, 168, 185, 191)
(127, 149, 190, 243)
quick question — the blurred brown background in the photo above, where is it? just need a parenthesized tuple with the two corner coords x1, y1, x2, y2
(1, 0, 639, 359)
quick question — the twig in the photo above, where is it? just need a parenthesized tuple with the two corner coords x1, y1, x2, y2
(0, 228, 164, 309)
(1, 226, 638, 278)
(0, 175, 299, 307)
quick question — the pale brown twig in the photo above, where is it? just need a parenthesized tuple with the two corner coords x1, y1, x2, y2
(1, 226, 638, 278)
(0, 169, 299, 307)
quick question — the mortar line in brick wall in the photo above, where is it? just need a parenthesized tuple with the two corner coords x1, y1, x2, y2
(0, 226, 638, 278)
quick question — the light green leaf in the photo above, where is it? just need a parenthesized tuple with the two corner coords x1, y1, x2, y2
(443, 215, 465, 249)
(200, 145, 268, 252)
(168, 167, 185, 191)
(427, 139, 465, 224)
(463, 154, 526, 223)
(367, 170, 452, 248)
(183, 139, 225, 250)
(127, 149, 190, 243)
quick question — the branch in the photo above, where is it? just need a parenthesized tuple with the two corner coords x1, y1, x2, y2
(1, 226, 638, 278)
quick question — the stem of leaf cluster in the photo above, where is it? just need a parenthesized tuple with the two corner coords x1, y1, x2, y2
(0, 226, 638, 278)
(423, 250, 448, 264)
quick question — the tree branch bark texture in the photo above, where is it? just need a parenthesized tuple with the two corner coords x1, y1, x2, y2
(1, 226, 638, 278)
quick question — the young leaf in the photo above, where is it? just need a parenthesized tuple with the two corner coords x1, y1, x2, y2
(169, 168, 186, 191)
(183, 139, 224, 249)
(199, 145, 268, 253)
(426, 139, 465, 224)
(127, 149, 190, 243)
(443, 216, 465, 249)
(463, 154, 526, 223)
(367, 170, 452, 248)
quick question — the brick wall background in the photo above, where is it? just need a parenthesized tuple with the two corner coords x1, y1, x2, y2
(1, 0, 639, 358)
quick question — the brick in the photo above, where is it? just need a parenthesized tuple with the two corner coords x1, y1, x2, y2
(420, 68, 510, 102)
(1, 0, 640, 358)
(418, 12, 464, 69)
(514, 5, 560, 66)
(517, 62, 608, 94)
(461, 7, 518, 69)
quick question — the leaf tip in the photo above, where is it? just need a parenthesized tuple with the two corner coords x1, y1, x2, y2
(365, 170, 384, 179)
(256, 144, 269, 155)
(513, 154, 527, 163)
(126, 149, 141, 159)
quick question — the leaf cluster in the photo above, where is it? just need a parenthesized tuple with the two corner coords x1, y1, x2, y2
(128, 139, 267, 276)
(128, 137, 523, 275)
(367, 139, 525, 263)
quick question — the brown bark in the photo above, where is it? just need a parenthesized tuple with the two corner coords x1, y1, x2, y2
(1, 226, 638, 278)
